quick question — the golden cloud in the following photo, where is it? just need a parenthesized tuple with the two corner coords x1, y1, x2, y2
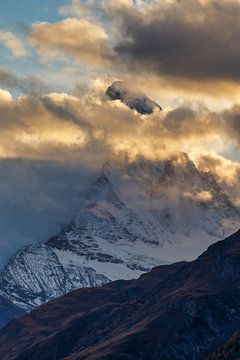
(183, 190, 213, 202)
(0, 75, 239, 168)
(0, 81, 239, 202)
(29, 18, 115, 68)
(0, 89, 12, 102)
(0, 83, 234, 161)
(197, 153, 240, 205)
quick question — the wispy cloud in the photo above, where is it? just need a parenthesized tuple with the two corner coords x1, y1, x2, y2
(0, 31, 28, 57)
(0, 69, 48, 95)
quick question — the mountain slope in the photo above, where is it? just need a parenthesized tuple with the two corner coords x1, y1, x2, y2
(0, 244, 109, 310)
(0, 153, 239, 315)
(0, 230, 240, 360)
(207, 333, 240, 360)
(0, 295, 24, 329)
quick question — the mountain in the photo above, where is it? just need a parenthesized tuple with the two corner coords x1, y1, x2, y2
(0, 295, 24, 329)
(106, 80, 162, 114)
(0, 230, 240, 360)
(0, 152, 239, 321)
(207, 333, 240, 359)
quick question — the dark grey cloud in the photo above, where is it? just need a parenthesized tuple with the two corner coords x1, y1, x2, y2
(0, 158, 99, 268)
(112, 0, 240, 81)
(40, 96, 94, 133)
(0, 69, 48, 95)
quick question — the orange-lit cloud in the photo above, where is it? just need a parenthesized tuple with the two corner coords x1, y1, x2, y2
(30, 18, 115, 69)
(197, 153, 240, 205)
(0, 82, 238, 162)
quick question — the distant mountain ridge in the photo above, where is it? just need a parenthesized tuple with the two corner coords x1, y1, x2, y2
(0, 152, 239, 328)
(0, 230, 240, 359)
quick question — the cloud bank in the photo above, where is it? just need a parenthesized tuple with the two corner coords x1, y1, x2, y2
(108, 0, 240, 82)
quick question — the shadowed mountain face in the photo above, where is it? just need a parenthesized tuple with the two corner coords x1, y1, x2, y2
(0, 230, 240, 360)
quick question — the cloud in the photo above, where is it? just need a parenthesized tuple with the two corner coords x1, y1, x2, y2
(58, 0, 100, 18)
(0, 69, 48, 95)
(0, 89, 12, 102)
(197, 153, 240, 205)
(0, 91, 91, 160)
(198, 153, 240, 185)
(0, 81, 239, 266)
(183, 190, 213, 202)
(105, 0, 240, 82)
(221, 106, 240, 149)
(0, 78, 239, 182)
(0, 81, 231, 163)
(0, 158, 99, 268)
(0, 31, 28, 57)
(29, 18, 115, 68)
(17, 0, 240, 106)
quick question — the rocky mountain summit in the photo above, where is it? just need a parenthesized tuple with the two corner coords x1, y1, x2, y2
(106, 80, 162, 114)
(0, 230, 240, 359)
(0, 152, 239, 324)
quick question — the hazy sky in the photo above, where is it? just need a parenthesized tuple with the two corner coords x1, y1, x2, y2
(0, 0, 240, 266)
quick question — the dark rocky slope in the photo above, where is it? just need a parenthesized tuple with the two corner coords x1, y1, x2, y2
(0, 230, 240, 359)
(207, 333, 240, 360)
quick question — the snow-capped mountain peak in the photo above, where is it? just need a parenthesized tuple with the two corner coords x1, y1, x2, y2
(0, 152, 239, 318)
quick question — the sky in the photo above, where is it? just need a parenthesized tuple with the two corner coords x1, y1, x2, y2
(0, 0, 240, 266)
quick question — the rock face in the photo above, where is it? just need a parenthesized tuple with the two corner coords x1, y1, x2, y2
(0, 244, 109, 311)
(0, 153, 239, 317)
(0, 230, 240, 360)
(106, 80, 162, 114)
